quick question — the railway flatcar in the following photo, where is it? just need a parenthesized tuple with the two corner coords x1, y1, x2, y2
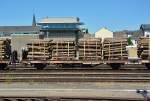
(21, 37, 126, 69)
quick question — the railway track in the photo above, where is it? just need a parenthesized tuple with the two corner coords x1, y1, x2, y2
(0, 64, 149, 74)
(0, 97, 144, 101)
(4, 64, 148, 70)
(1, 70, 150, 82)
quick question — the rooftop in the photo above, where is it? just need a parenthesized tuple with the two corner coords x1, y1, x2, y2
(38, 17, 83, 24)
(0, 26, 39, 33)
(140, 24, 150, 30)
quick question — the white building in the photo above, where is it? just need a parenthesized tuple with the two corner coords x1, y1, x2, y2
(140, 24, 150, 37)
(95, 27, 113, 42)
(127, 35, 137, 46)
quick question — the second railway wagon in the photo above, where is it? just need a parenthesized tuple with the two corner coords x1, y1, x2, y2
(22, 37, 126, 69)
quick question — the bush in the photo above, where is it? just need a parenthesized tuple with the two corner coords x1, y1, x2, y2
(128, 37, 133, 46)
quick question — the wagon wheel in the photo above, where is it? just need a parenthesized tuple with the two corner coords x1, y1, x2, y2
(33, 63, 47, 70)
(145, 63, 150, 70)
(110, 63, 121, 70)
(0, 63, 8, 70)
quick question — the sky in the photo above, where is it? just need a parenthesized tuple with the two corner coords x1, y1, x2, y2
(0, 0, 150, 33)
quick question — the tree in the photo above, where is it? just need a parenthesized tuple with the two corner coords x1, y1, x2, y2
(127, 37, 133, 46)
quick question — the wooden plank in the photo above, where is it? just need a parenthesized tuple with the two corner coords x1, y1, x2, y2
(27, 45, 50, 48)
(79, 38, 102, 61)
(28, 52, 50, 55)
(138, 37, 150, 59)
(103, 38, 127, 60)
(27, 55, 50, 58)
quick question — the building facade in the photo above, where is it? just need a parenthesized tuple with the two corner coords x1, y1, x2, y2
(0, 14, 39, 37)
(140, 24, 150, 37)
(0, 26, 39, 37)
(95, 27, 113, 42)
(0, 16, 85, 41)
(37, 17, 84, 41)
(11, 34, 39, 60)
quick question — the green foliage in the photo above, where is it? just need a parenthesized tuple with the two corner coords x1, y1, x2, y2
(127, 37, 133, 46)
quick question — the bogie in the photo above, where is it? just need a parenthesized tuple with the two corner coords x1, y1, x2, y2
(0, 63, 8, 70)
(109, 63, 121, 70)
(33, 63, 47, 70)
(145, 63, 150, 70)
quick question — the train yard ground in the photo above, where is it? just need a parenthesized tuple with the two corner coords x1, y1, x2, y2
(0, 82, 150, 100)
(1, 70, 150, 82)
(0, 64, 150, 101)
(0, 64, 150, 82)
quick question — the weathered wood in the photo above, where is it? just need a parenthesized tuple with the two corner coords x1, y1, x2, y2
(0, 38, 11, 60)
(25, 39, 52, 60)
(138, 37, 150, 59)
(27, 55, 50, 58)
(103, 47, 126, 51)
(103, 38, 127, 60)
(51, 41, 76, 61)
(28, 52, 50, 55)
(79, 38, 102, 61)
(27, 45, 50, 49)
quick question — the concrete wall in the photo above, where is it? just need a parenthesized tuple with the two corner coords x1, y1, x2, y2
(95, 28, 113, 42)
(11, 34, 39, 60)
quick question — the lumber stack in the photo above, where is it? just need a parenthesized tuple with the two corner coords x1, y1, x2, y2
(103, 38, 128, 60)
(51, 41, 76, 61)
(0, 38, 11, 60)
(78, 38, 102, 61)
(26, 39, 52, 60)
(138, 37, 150, 59)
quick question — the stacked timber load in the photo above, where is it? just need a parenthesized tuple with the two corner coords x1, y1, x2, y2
(78, 38, 102, 61)
(26, 39, 52, 60)
(103, 38, 128, 60)
(51, 40, 76, 61)
(138, 37, 150, 59)
(0, 38, 11, 60)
